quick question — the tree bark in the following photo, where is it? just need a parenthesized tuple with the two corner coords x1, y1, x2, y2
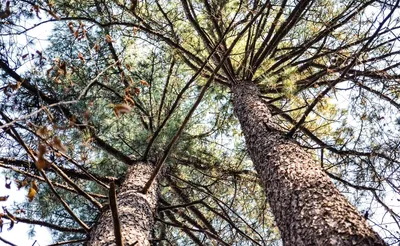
(231, 82, 386, 246)
(88, 163, 158, 246)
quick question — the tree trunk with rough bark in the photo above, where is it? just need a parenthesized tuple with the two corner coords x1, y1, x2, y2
(231, 82, 386, 246)
(88, 163, 157, 246)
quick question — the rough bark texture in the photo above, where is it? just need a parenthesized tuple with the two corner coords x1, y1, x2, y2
(231, 82, 386, 246)
(88, 163, 157, 246)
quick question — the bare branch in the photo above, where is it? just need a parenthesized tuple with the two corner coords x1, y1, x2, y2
(109, 182, 124, 246)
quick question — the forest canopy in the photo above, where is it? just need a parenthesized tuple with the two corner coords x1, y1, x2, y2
(0, 0, 399, 245)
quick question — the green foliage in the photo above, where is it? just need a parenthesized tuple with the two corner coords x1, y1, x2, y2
(0, 0, 400, 244)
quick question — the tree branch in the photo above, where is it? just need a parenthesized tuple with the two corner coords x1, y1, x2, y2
(109, 182, 123, 246)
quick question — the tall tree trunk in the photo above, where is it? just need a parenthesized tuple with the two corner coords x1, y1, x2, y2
(231, 82, 386, 246)
(88, 163, 157, 246)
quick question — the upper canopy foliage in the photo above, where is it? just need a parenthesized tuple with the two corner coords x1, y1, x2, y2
(0, 0, 399, 245)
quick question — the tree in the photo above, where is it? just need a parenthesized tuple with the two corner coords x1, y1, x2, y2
(87, 164, 158, 245)
(0, 0, 400, 245)
(0, 10, 275, 245)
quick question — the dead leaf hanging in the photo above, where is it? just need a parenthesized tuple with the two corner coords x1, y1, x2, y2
(78, 52, 85, 62)
(0, 1, 11, 19)
(113, 104, 132, 118)
(36, 144, 51, 170)
(36, 126, 50, 138)
(32, 180, 39, 192)
(140, 80, 150, 87)
(52, 136, 68, 153)
(27, 187, 37, 202)
(93, 43, 100, 52)
(105, 34, 113, 43)
(38, 143, 46, 156)
(15, 179, 28, 190)
(68, 22, 74, 33)
(35, 156, 51, 170)
(0, 196, 9, 202)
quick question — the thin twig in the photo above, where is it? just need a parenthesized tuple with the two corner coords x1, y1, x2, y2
(13, 215, 86, 233)
(287, 83, 337, 138)
(109, 182, 124, 246)
(40, 169, 90, 232)
(50, 163, 103, 209)
(45, 149, 110, 188)
(47, 238, 88, 245)
(0, 162, 107, 199)
(326, 171, 380, 192)
(141, 69, 214, 193)
(0, 100, 77, 130)
(0, 237, 17, 246)
(78, 61, 120, 100)
(142, 5, 267, 192)
(159, 198, 205, 212)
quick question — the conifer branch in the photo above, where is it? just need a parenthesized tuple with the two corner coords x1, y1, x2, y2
(50, 163, 103, 210)
(10, 216, 86, 233)
(40, 170, 90, 232)
(0, 59, 136, 166)
(0, 162, 107, 199)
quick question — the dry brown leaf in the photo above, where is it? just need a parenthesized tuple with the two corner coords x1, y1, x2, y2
(35, 157, 46, 170)
(134, 87, 140, 95)
(38, 143, 46, 156)
(93, 43, 100, 52)
(36, 142, 51, 170)
(140, 80, 150, 87)
(15, 179, 28, 190)
(113, 104, 132, 118)
(32, 180, 39, 192)
(0, 2, 11, 19)
(105, 34, 113, 43)
(48, 10, 60, 20)
(53, 136, 68, 153)
(0, 196, 9, 202)
(78, 52, 85, 62)
(124, 97, 135, 106)
(68, 22, 74, 33)
(69, 116, 77, 127)
(27, 187, 37, 202)
(37, 126, 50, 138)
(59, 61, 67, 75)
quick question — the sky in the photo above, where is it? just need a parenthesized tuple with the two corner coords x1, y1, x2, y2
(0, 177, 53, 246)
(0, 17, 54, 245)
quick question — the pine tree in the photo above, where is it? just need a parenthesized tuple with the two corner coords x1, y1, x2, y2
(0, 0, 400, 245)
